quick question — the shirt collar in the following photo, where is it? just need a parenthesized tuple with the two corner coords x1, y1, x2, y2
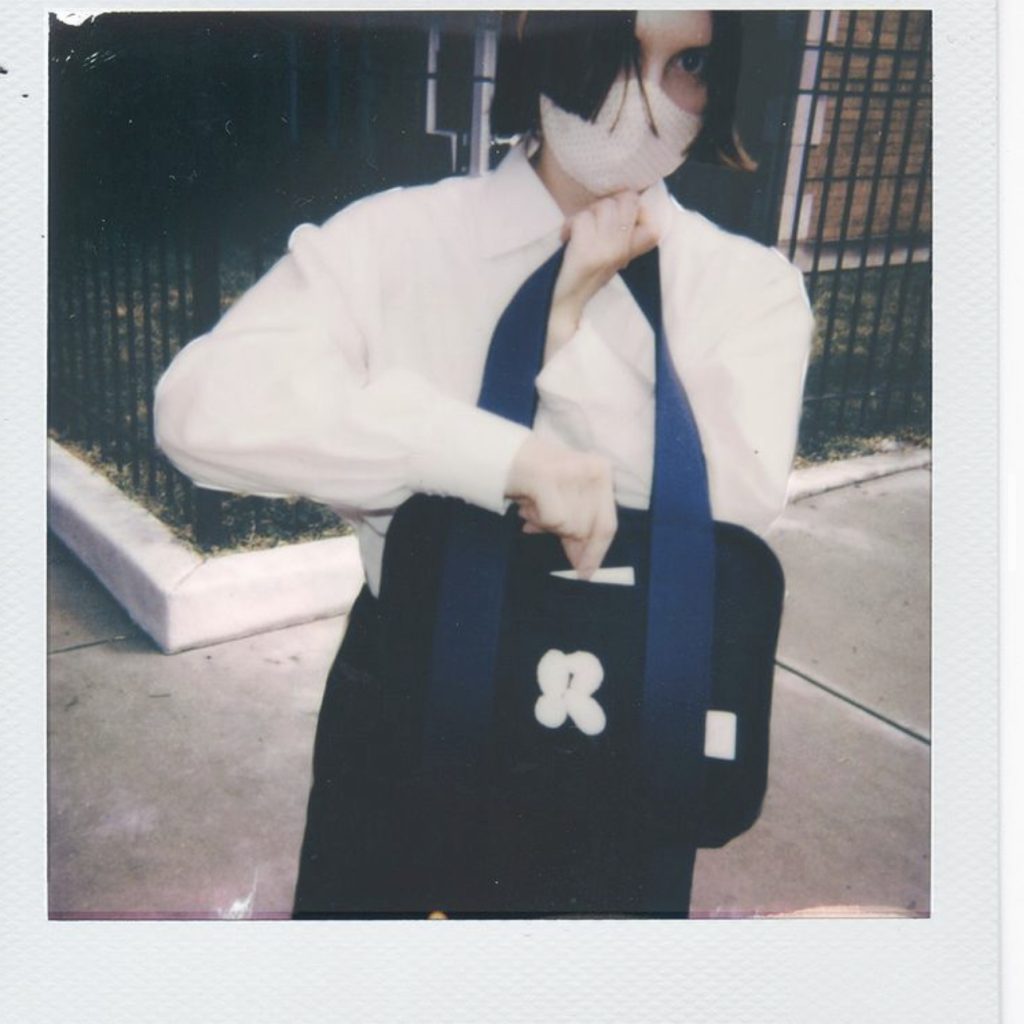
(474, 138, 680, 259)
(473, 139, 564, 259)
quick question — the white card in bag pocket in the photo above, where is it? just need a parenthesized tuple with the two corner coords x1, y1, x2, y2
(548, 566, 636, 586)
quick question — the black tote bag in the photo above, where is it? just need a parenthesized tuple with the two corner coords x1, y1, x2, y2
(372, 247, 785, 911)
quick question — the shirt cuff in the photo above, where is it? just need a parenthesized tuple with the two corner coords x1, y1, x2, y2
(409, 395, 531, 514)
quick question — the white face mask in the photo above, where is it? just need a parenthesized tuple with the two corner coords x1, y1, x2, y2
(538, 75, 703, 195)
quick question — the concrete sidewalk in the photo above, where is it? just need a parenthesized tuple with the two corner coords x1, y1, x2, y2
(46, 465, 931, 919)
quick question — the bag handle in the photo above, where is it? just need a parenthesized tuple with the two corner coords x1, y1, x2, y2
(427, 246, 716, 837)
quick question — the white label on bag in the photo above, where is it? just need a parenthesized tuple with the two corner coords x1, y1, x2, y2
(549, 566, 636, 586)
(704, 710, 738, 761)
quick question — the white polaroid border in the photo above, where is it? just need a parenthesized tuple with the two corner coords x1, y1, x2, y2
(999, 0, 1022, 1016)
(0, 1, 1003, 1021)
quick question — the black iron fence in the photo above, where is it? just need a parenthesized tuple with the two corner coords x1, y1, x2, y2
(780, 9, 932, 448)
(49, 10, 487, 548)
(48, 10, 931, 551)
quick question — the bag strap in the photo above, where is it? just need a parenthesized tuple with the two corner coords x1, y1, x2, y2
(426, 246, 716, 833)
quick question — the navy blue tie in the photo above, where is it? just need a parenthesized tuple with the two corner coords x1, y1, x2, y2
(426, 246, 716, 839)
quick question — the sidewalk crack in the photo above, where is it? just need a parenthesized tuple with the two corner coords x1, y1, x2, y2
(49, 635, 132, 655)
(775, 659, 930, 746)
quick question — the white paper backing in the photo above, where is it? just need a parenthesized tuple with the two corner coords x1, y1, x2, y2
(0, 1, 1000, 1020)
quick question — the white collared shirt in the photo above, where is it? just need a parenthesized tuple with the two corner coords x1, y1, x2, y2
(154, 144, 814, 594)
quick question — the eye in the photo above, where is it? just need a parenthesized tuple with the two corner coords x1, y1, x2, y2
(670, 47, 709, 79)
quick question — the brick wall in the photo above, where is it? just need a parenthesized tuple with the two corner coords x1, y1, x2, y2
(780, 10, 932, 254)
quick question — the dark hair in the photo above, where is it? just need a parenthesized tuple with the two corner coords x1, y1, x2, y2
(490, 10, 755, 172)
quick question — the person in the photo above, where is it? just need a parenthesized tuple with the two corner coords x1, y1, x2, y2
(154, 10, 814, 918)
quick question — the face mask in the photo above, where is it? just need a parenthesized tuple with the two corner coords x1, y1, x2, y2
(538, 76, 703, 195)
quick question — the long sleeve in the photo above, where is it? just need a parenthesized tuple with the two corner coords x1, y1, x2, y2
(693, 254, 814, 533)
(153, 201, 531, 520)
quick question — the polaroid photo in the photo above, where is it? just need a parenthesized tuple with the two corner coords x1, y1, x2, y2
(0, 1, 1003, 1020)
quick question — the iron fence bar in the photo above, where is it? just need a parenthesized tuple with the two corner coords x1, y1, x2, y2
(105, 231, 125, 471)
(141, 230, 158, 496)
(834, 11, 906, 432)
(803, 172, 931, 185)
(815, 82, 928, 95)
(69, 238, 93, 448)
(122, 235, 142, 489)
(817, 43, 929, 59)
(157, 219, 176, 512)
(356, 18, 377, 184)
(173, 218, 191, 347)
(187, 216, 225, 543)
(83, 238, 105, 449)
(785, 10, 832, 263)
(157, 221, 172, 370)
(818, 10, 884, 432)
(326, 26, 343, 152)
(858, 19, 931, 428)
(902, 259, 932, 423)
(880, 129, 931, 428)
(286, 30, 300, 146)
(805, 10, 861, 297)
(59, 244, 76, 440)
(89, 239, 110, 452)
(172, 222, 194, 524)
(190, 212, 222, 338)
(815, 77, 929, 89)
(53, 258, 72, 434)
(806, 12, 862, 431)
(59, 255, 78, 438)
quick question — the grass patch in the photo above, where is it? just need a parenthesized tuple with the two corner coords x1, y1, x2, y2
(53, 431, 350, 556)
(795, 426, 930, 468)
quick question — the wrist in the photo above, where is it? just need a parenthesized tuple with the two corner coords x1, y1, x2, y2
(547, 297, 584, 353)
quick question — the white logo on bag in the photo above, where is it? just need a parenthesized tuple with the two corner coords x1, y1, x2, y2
(534, 649, 607, 737)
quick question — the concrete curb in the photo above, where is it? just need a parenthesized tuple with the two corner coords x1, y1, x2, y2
(47, 441, 930, 654)
(47, 441, 364, 654)
(788, 446, 931, 503)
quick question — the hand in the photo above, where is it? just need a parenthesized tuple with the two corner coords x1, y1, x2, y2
(505, 434, 617, 579)
(546, 191, 661, 358)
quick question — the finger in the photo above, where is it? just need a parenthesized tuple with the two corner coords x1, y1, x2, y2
(593, 196, 624, 235)
(521, 521, 543, 534)
(556, 483, 598, 576)
(579, 487, 618, 578)
(611, 193, 641, 264)
(561, 535, 588, 573)
(574, 509, 614, 579)
(629, 204, 661, 258)
(571, 208, 597, 240)
(532, 484, 572, 539)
